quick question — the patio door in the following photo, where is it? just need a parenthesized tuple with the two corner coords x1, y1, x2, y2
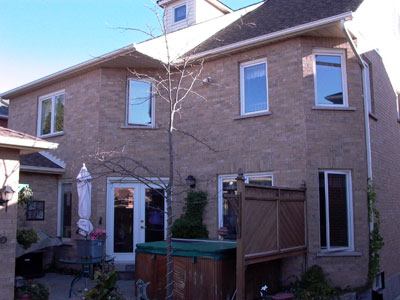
(106, 181, 166, 262)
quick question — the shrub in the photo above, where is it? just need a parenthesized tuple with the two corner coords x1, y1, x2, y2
(172, 190, 208, 239)
(17, 229, 39, 250)
(15, 280, 50, 300)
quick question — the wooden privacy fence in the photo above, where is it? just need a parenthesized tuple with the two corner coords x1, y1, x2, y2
(224, 172, 307, 300)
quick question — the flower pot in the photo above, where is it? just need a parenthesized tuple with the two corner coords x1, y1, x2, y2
(76, 239, 105, 259)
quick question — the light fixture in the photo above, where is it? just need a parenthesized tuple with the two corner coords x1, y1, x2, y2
(186, 175, 196, 189)
(0, 185, 15, 212)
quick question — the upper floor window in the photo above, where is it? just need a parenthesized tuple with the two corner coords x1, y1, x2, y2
(319, 170, 354, 252)
(174, 4, 186, 23)
(240, 59, 268, 115)
(38, 90, 64, 137)
(313, 50, 348, 107)
(127, 79, 154, 126)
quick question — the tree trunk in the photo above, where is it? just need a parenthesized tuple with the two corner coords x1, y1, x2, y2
(166, 125, 174, 300)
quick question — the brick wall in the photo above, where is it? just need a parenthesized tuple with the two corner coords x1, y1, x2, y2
(0, 148, 20, 300)
(7, 36, 379, 289)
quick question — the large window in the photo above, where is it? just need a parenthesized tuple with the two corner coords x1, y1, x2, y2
(319, 170, 353, 251)
(174, 4, 186, 23)
(57, 182, 72, 239)
(218, 173, 273, 239)
(127, 79, 154, 126)
(38, 90, 64, 137)
(240, 59, 268, 115)
(313, 50, 348, 107)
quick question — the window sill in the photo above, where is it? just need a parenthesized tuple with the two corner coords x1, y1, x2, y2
(369, 112, 378, 121)
(233, 111, 272, 120)
(312, 106, 356, 111)
(317, 250, 362, 257)
(120, 125, 159, 130)
(38, 131, 64, 139)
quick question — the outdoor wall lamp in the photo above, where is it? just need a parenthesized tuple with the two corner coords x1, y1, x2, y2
(0, 185, 15, 212)
(186, 175, 196, 189)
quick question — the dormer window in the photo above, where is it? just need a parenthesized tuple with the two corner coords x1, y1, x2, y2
(174, 4, 186, 22)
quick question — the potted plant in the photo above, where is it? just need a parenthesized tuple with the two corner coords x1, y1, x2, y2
(15, 279, 50, 300)
(16, 229, 39, 250)
(76, 230, 107, 259)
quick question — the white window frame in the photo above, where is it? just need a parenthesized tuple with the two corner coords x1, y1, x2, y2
(313, 49, 348, 108)
(319, 170, 354, 252)
(218, 172, 273, 231)
(37, 90, 65, 137)
(173, 3, 187, 23)
(126, 78, 155, 127)
(57, 180, 72, 242)
(240, 58, 269, 116)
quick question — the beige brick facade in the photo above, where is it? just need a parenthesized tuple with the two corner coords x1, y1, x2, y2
(0, 148, 20, 300)
(6, 35, 399, 290)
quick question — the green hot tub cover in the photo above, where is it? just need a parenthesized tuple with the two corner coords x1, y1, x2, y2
(135, 239, 236, 260)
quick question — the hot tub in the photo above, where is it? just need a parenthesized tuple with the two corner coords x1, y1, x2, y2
(135, 239, 236, 300)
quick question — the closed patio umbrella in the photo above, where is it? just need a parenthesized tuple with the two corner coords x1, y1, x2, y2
(76, 163, 93, 237)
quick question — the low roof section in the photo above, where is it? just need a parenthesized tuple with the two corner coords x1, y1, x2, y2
(0, 127, 58, 154)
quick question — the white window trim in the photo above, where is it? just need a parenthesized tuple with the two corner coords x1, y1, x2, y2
(57, 180, 72, 242)
(217, 172, 273, 231)
(126, 78, 155, 127)
(240, 58, 269, 116)
(319, 170, 354, 252)
(313, 49, 349, 108)
(37, 89, 65, 137)
(173, 3, 187, 24)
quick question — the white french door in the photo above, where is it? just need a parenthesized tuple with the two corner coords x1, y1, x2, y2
(106, 179, 166, 262)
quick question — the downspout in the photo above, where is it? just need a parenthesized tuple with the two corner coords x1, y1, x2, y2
(341, 19, 373, 181)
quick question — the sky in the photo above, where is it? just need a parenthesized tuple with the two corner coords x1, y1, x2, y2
(0, 0, 260, 94)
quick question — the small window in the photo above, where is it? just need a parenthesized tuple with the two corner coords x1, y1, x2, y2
(127, 79, 154, 126)
(313, 50, 348, 107)
(58, 182, 72, 239)
(240, 59, 268, 115)
(174, 4, 186, 23)
(38, 91, 64, 137)
(219, 173, 273, 239)
(319, 170, 353, 251)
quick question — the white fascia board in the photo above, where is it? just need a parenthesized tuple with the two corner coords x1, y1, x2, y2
(0, 45, 136, 99)
(20, 165, 65, 174)
(189, 11, 354, 61)
(135, 2, 262, 63)
(0, 136, 58, 152)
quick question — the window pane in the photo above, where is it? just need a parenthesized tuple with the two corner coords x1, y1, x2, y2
(315, 55, 344, 105)
(244, 63, 267, 113)
(319, 172, 327, 248)
(114, 188, 134, 253)
(54, 94, 64, 132)
(174, 5, 186, 22)
(61, 183, 72, 238)
(41, 99, 52, 135)
(327, 173, 348, 247)
(128, 80, 152, 125)
(222, 179, 237, 239)
(248, 177, 272, 186)
(145, 188, 165, 242)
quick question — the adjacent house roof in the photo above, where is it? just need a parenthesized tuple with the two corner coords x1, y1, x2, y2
(20, 152, 65, 174)
(0, 126, 58, 154)
(193, 0, 363, 55)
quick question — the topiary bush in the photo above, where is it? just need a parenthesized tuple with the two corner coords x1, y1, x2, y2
(172, 190, 208, 239)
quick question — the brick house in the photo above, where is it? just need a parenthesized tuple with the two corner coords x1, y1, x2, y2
(1, 0, 400, 298)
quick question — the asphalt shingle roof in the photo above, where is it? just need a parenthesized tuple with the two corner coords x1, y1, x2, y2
(20, 152, 64, 169)
(194, 0, 363, 54)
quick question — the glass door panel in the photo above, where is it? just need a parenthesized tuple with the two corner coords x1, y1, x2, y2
(145, 188, 165, 242)
(113, 188, 134, 253)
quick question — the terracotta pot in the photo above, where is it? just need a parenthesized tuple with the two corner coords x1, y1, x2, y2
(19, 294, 31, 300)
